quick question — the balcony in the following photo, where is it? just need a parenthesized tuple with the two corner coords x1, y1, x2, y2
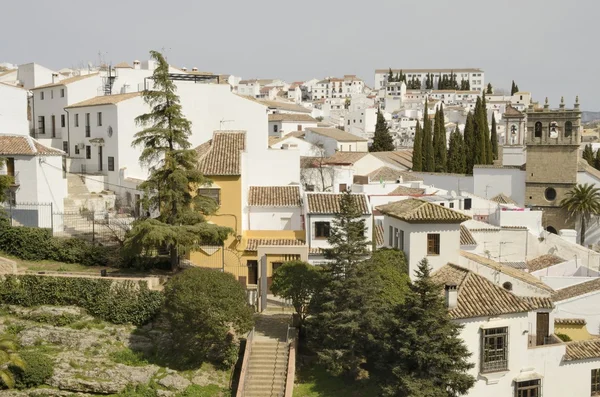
(30, 128, 62, 139)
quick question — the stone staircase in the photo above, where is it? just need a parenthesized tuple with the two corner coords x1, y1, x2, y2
(244, 340, 288, 397)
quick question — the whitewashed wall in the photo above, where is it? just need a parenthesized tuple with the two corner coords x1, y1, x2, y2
(248, 207, 303, 230)
(412, 172, 474, 194)
(473, 167, 526, 207)
(0, 84, 28, 135)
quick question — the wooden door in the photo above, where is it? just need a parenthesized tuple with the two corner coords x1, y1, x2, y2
(536, 312, 549, 346)
(247, 260, 258, 285)
(51, 115, 56, 137)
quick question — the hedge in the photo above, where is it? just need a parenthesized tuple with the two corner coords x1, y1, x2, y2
(0, 225, 119, 266)
(0, 275, 164, 325)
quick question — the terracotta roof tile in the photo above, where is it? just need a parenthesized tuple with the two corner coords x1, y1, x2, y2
(307, 127, 367, 142)
(460, 251, 554, 293)
(245, 238, 305, 252)
(490, 193, 518, 205)
(460, 225, 477, 246)
(553, 278, 600, 302)
(504, 104, 525, 118)
(306, 193, 370, 215)
(564, 339, 600, 361)
(555, 318, 586, 325)
(375, 224, 384, 247)
(196, 131, 245, 176)
(114, 62, 133, 69)
(66, 92, 141, 109)
(0, 134, 64, 156)
(527, 255, 565, 272)
(377, 199, 470, 223)
(260, 100, 311, 113)
(34, 73, 99, 89)
(367, 167, 422, 182)
(248, 186, 302, 207)
(432, 264, 552, 320)
(324, 151, 369, 165)
(370, 150, 413, 170)
(268, 113, 317, 122)
(389, 186, 426, 195)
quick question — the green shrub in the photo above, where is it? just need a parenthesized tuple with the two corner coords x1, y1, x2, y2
(0, 227, 53, 260)
(176, 384, 225, 397)
(116, 384, 159, 397)
(0, 275, 164, 325)
(556, 333, 572, 342)
(109, 348, 148, 366)
(10, 350, 54, 389)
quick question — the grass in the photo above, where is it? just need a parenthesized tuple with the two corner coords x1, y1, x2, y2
(109, 348, 149, 367)
(293, 364, 379, 397)
(0, 250, 110, 274)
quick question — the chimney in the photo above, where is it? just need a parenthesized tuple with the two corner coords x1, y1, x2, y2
(52, 72, 58, 83)
(192, 67, 198, 72)
(181, 67, 187, 72)
(445, 283, 458, 309)
(133, 60, 141, 70)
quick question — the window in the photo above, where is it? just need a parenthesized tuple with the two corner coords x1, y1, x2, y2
(97, 112, 102, 126)
(85, 146, 91, 159)
(389, 226, 393, 247)
(515, 379, 541, 397)
(449, 202, 455, 209)
(198, 188, 221, 205)
(464, 198, 472, 210)
(273, 124, 278, 133)
(61, 88, 65, 98)
(592, 369, 600, 395)
(347, 120, 350, 125)
(339, 183, 347, 192)
(427, 234, 440, 255)
(62, 141, 68, 153)
(61, 114, 65, 128)
(108, 156, 115, 171)
(544, 187, 557, 201)
(37, 116, 45, 134)
(85, 113, 90, 137)
(40, 91, 44, 100)
(315, 221, 331, 239)
(75, 145, 80, 155)
(481, 327, 508, 373)
(565, 121, 573, 137)
(51, 90, 54, 99)
(534, 122, 542, 138)
(393, 227, 399, 249)
(503, 282, 513, 291)
(247, 260, 258, 285)
(75, 114, 79, 127)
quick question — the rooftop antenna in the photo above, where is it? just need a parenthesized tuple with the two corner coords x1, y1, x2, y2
(220, 119, 234, 130)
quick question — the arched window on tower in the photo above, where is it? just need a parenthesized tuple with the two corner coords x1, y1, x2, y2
(565, 121, 573, 137)
(534, 122, 542, 138)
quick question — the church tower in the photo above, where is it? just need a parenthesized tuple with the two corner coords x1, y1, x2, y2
(525, 97, 582, 233)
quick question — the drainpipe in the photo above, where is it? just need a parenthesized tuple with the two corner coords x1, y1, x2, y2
(64, 108, 71, 156)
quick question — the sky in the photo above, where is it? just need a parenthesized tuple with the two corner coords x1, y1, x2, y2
(2, 0, 598, 109)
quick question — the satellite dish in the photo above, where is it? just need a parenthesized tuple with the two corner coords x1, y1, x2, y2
(450, 190, 457, 197)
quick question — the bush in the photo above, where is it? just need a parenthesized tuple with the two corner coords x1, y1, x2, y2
(0, 275, 164, 325)
(10, 350, 54, 389)
(116, 384, 158, 397)
(0, 227, 53, 261)
(556, 333, 572, 342)
(161, 268, 253, 369)
(176, 384, 225, 397)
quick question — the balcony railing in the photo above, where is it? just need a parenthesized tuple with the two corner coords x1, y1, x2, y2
(30, 128, 62, 139)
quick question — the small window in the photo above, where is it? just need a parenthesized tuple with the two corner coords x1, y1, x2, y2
(339, 183, 347, 192)
(85, 113, 90, 126)
(75, 114, 79, 127)
(40, 91, 44, 100)
(75, 145, 80, 155)
(427, 233, 440, 255)
(108, 156, 115, 171)
(481, 327, 509, 373)
(545, 187, 557, 201)
(464, 198, 472, 210)
(274, 124, 278, 132)
(97, 112, 102, 126)
(37, 116, 45, 134)
(515, 379, 541, 397)
(315, 221, 331, 239)
(61, 114, 65, 128)
(62, 141, 68, 153)
(388, 225, 393, 247)
(198, 188, 221, 205)
(534, 122, 542, 138)
(85, 146, 91, 159)
(591, 368, 600, 396)
(61, 88, 65, 98)
(449, 202, 455, 209)
(565, 121, 573, 137)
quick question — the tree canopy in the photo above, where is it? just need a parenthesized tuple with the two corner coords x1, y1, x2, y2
(271, 260, 321, 324)
(560, 183, 600, 246)
(370, 109, 395, 152)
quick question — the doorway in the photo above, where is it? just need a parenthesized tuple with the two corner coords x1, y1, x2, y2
(536, 312, 549, 346)
(247, 260, 258, 285)
(98, 146, 103, 171)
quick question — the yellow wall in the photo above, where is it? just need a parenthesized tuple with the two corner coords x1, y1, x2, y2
(555, 323, 593, 341)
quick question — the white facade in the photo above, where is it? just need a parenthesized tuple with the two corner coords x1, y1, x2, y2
(374, 68, 485, 93)
(346, 107, 377, 141)
(237, 80, 261, 98)
(0, 84, 28, 135)
(248, 206, 303, 231)
(269, 136, 318, 157)
(17, 63, 56, 90)
(304, 129, 368, 156)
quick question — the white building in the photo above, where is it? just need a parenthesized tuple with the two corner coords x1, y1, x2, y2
(0, 83, 28, 135)
(247, 186, 303, 231)
(346, 107, 377, 141)
(304, 127, 368, 156)
(311, 76, 365, 100)
(268, 113, 318, 137)
(375, 68, 485, 93)
(236, 79, 261, 98)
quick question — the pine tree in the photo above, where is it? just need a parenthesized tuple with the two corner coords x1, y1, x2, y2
(380, 259, 476, 397)
(433, 105, 447, 172)
(486, 83, 493, 94)
(491, 113, 499, 160)
(412, 120, 423, 171)
(447, 126, 466, 174)
(125, 50, 231, 270)
(583, 144, 595, 166)
(463, 112, 475, 174)
(370, 109, 395, 152)
(422, 101, 435, 172)
(388, 68, 394, 82)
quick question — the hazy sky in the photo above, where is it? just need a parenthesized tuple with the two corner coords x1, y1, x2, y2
(3, 0, 598, 109)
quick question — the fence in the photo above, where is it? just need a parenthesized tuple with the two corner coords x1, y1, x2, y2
(2, 202, 134, 245)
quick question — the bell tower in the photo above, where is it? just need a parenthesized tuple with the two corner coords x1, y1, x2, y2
(525, 97, 582, 233)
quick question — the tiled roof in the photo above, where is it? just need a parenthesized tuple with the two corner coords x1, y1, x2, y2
(268, 113, 317, 122)
(460, 251, 554, 293)
(376, 68, 483, 73)
(196, 131, 246, 176)
(527, 254, 565, 272)
(462, 219, 500, 232)
(553, 278, 600, 302)
(432, 264, 552, 320)
(66, 92, 141, 109)
(0, 134, 64, 156)
(324, 151, 369, 165)
(389, 186, 426, 195)
(377, 199, 470, 223)
(367, 167, 422, 182)
(578, 159, 600, 181)
(370, 150, 413, 170)
(375, 224, 384, 247)
(490, 193, 517, 205)
(564, 339, 600, 362)
(460, 225, 477, 246)
(555, 318, 586, 325)
(504, 105, 524, 117)
(306, 193, 370, 215)
(260, 100, 311, 113)
(33, 73, 99, 89)
(300, 156, 321, 169)
(114, 62, 133, 69)
(306, 127, 368, 142)
(245, 238, 305, 252)
(248, 186, 302, 207)
(269, 131, 306, 146)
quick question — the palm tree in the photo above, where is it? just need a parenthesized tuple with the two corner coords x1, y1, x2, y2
(560, 183, 600, 246)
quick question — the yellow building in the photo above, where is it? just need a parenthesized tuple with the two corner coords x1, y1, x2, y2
(189, 131, 307, 291)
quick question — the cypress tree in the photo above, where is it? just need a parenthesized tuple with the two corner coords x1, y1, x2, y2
(422, 101, 435, 172)
(447, 125, 466, 174)
(388, 68, 394, 82)
(412, 120, 423, 171)
(370, 109, 395, 152)
(486, 83, 493, 94)
(463, 112, 475, 174)
(583, 144, 595, 166)
(491, 113, 499, 160)
(481, 94, 493, 164)
(433, 105, 447, 172)
(511, 81, 516, 95)
(472, 97, 484, 166)
(514, 84, 519, 93)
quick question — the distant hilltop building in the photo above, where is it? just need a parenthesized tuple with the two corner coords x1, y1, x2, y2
(374, 68, 484, 93)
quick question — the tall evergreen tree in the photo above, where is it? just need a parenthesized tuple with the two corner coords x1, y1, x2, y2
(510, 81, 516, 95)
(370, 109, 395, 152)
(583, 144, 595, 166)
(490, 113, 499, 160)
(412, 121, 423, 171)
(595, 149, 600, 171)
(486, 83, 493, 94)
(514, 84, 519, 93)
(124, 50, 231, 269)
(422, 101, 435, 171)
(433, 105, 447, 172)
(380, 259, 475, 397)
(472, 97, 484, 166)
(463, 112, 475, 174)
(447, 126, 466, 174)
(388, 68, 394, 82)
(481, 94, 493, 164)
